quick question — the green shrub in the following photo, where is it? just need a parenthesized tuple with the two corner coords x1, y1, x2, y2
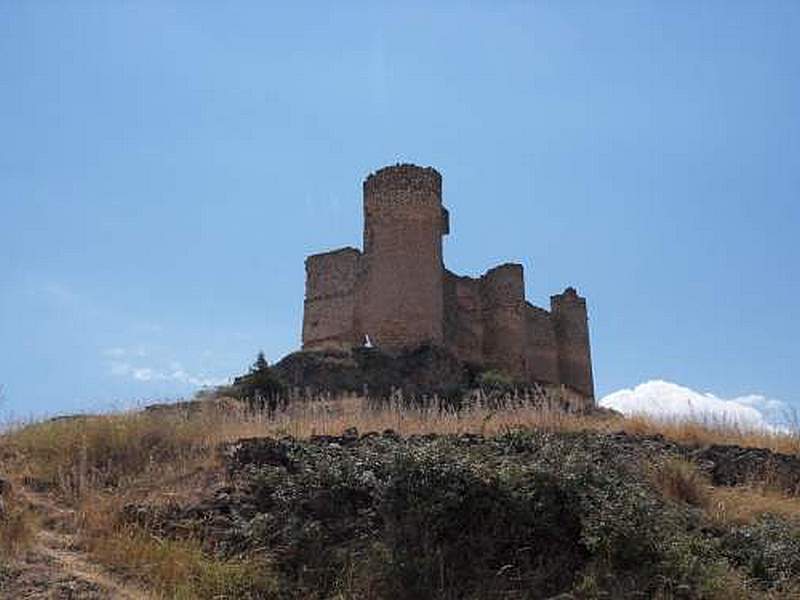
(380, 448, 583, 599)
(219, 432, 739, 598)
(720, 516, 800, 590)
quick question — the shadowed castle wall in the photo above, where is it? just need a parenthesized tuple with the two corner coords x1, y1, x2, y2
(525, 304, 560, 385)
(443, 270, 484, 366)
(551, 288, 594, 397)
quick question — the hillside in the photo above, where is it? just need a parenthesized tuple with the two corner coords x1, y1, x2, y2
(2, 396, 800, 598)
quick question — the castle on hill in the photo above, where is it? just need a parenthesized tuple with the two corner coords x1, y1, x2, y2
(301, 164, 595, 399)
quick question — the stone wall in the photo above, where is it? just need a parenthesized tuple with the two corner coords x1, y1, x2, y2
(443, 270, 484, 366)
(442, 264, 568, 388)
(525, 304, 560, 385)
(302, 248, 361, 351)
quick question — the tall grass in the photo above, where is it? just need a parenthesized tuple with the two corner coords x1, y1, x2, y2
(709, 486, 800, 526)
(2, 412, 218, 503)
(621, 413, 800, 456)
(650, 457, 712, 509)
(83, 525, 276, 599)
(2, 395, 799, 505)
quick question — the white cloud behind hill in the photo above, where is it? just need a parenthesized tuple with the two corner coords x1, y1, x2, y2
(599, 380, 792, 432)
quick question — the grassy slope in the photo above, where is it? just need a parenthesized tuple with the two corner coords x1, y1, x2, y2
(1, 397, 800, 598)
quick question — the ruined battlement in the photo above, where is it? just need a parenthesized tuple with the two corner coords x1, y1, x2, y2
(482, 263, 525, 306)
(301, 164, 595, 401)
(363, 164, 442, 202)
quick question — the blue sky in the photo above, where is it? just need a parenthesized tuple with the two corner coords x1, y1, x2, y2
(1, 2, 798, 419)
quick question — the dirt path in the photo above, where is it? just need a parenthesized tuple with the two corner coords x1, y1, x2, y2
(1, 489, 151, 600)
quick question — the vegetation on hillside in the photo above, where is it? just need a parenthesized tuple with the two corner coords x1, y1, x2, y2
(227, 351, 288, 412)
(1, 393, 800, 598)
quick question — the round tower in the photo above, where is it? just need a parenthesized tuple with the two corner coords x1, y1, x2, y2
(481, 263, 527, 379)
(359, 164, 447, 351)
(551, 287, 595, 398)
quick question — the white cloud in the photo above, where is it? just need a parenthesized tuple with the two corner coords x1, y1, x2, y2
(132, 367, 155, 382)
(106, 344, 196, 386)
(599, 380, 792, 432)
(107, 359, 227, 388)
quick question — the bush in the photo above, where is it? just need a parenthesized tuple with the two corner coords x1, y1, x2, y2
(380, 448, 583, 598)
(720, 516, 800, 590)
(208, 431, 738, 598)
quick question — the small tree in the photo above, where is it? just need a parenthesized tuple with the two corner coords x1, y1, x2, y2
(250, 351, 269, 373)
(234, 352, 287, 413)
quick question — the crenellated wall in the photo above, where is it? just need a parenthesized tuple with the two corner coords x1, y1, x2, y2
(300, 164, 595, 400)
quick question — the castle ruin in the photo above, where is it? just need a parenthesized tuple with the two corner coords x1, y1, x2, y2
(301, 164, 595, 399)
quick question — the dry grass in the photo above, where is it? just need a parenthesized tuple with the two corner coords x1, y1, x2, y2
(81, 525, 275, 599)
(1, 412, 221, 503)
(17, 465, 276, 598)
(619, 414, 800, 456)
(0, 499, 36, 558)
(650, 457, 712, 509)
(0, 396, 605, 504)
(0, 473, 36, 558)
(708, 486, 800, 526)
(2, 395, 799, 507)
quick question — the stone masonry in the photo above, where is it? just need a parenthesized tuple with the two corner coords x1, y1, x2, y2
(301, 164, 595, 399)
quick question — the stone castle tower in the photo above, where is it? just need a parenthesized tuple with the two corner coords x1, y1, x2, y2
(302, 164, 595, 399)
